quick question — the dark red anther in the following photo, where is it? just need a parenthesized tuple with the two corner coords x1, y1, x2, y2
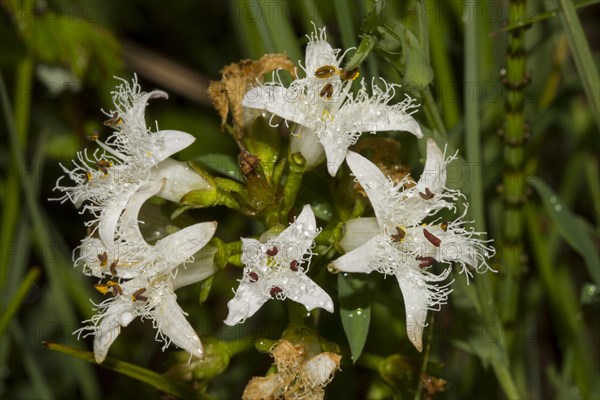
(416, 256, 437, 268)
(290, 260, 299, 272)
(423, 229, 441, 247)
(109, 260, 118, 276)
(419, 187, 434, 200)
(112, 284, 123, 296)
(132, 288, 148, 302)
(248, 271, 259, 282)
(98, 252, 108, 267)
(266, 247, 278, 256)
(270, 286, 283, 296)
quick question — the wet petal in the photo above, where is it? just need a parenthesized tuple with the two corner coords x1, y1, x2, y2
(224, 280, 270, 326)
(285, 273, 334, 313)
(332, 236, 380, 274)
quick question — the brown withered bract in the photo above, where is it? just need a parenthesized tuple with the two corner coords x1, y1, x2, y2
(208, 54, 297, 142)
(238, 150, 260, 179)
(420, 373, 448, 400)
(352, 137, 415, 197)
(242, 340, 341, 400)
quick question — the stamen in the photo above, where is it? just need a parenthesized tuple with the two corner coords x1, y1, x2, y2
(132, 288, 148, 302)
(416, 256, 437, 268)
(266, 247, 278, 256)
(319, 83, 334, 99)
(290, 260, 299, 272)
(103, 112, 123, 128)
(270, 286, 283, 297)
(98, 252, 108, 267)
(391, 226, 406, 242)
(440, 222, 448, 232)
(109, 260, 118, 276)
(423, 229, 441, 247)
(419, 187, 434, 200)
(248, 271, 259, 282)
(96, 159, 112, 176)
(315, 65, 338, 78)
(340, 67, 359, 81)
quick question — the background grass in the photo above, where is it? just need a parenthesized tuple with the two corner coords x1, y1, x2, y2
(1, 0, 599, 399)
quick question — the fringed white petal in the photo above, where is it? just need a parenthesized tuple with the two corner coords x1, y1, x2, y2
(290, 126, 326, 170)
(332, 236, 381, 274)
(155, 221, 217, 269)
(152, 290, 203, 359)
(345, 151, 390, 221)
(339, 217, 381, 252)
(172, 245, 218, 290)
(285, 273, 334, 313)
(150, 158, 211, 202)
(224, 280, 270, 326)
(146, 130, 196, 166)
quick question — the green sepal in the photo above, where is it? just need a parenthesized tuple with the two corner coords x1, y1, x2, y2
(375, 22, 434, 96)
(243, 116, 281, 181)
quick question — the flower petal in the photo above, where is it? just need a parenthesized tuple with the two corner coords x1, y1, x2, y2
(98, 184, 140, 246)
(305, 28, 340, 76)
(339, 217, 381, 252)
(335, 101, 423, 139)
(319, 131, 350, 176)
(155, 221, 217, 270)
(152, 290, 203, 359)
(416, 139, 446, 194)
(93, 299, 136, 363)
(290, 127, 326, 170)
(118, 180, 165, 245)
(242, 85, 315, 128)
(147, 130, 196, 165)
(224, 280, 270, 326)
(285, 273, 334, 313)
(345, 151, 389, 222)
(396, 272, 429, 352)
(150, 158, 211, 202)
(276, 204, 319, 257)
(332, 236, 380, 274)
(173, 245, 218, 290)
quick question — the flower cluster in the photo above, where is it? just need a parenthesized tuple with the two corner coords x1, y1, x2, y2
(53, 24, 495, 398)
(54, 76, 217, 363)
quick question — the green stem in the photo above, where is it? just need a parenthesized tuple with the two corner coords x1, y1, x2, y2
(278, 152, 306, 223)
(421, 90, 448, 137)
(498, 0, 529, 344)
(464, 5, 485, 232)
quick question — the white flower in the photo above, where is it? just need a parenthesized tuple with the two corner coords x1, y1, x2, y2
(53, 76, 211, 244)
(331, 139, 495, 351)
(224, 205, 333, 325)
(242, 26, 423, 176)
(75, 180, 218, 363)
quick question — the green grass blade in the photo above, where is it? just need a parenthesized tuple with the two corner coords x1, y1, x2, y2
(44, 342, 201, 399)
(529, 177, 600, 285)
(0, 267, 40, 334)
(258, 0, 302, 63)
(558, 0, 600, 130)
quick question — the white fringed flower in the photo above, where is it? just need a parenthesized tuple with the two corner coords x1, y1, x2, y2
(332, 139, 495, 351)
(75, 180, 217, 363)
(242, 26, 423, 176)
(53, 76, 211, 244)
(224, 205, 333, 325)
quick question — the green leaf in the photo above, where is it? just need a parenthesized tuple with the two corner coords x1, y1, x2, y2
(530, 178, 600, 285)
(558, 0, 600, 130)
(338, 273, 371, 363)
(375, 23, 434, 90)
(43, 342, 200, 399)
(195, 154, 242, 182)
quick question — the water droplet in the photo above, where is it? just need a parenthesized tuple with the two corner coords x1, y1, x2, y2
(554, 205, 562, 212)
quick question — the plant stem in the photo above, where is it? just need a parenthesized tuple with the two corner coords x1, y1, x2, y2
(498, 0, 530, 348)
